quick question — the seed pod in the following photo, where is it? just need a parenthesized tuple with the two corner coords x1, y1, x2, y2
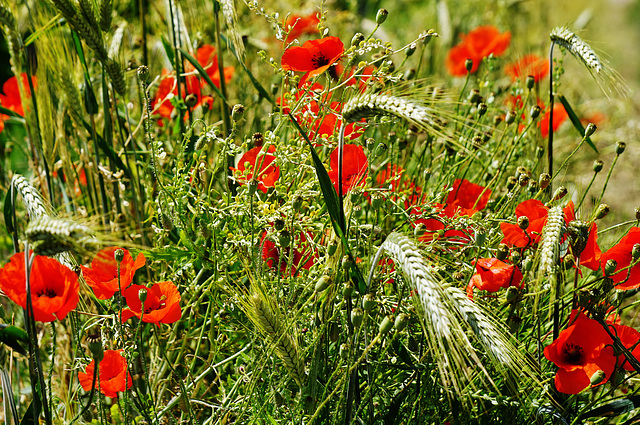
(351, 308, 364, 328)
(340, 343, 349, 360)
(467, 89, 480, 104)
(530, 105, 541, 119)
(526, 75, 535, 90)
(114, 248, 125, 263)
(604, 259, 618, 276)
(505, 286, 519, 303)
(351, 32, 364, 47)
(315, 275, 332, 292)
(477, 103, 487, 117)
(362, 293, 376, 312)
(137, 65, 149, 83)
(505, 110, 516, 124)
(343, 281, 354, 299)
(138, 288, 148, 303)
(278, 229, 290, 248)
(375, 8, 388, 24)
(394, 313, 409, 332)
(292, 194, 303, 211)
(539, 173, 551, 190)
(496, 243, 509, 261)
(87, 332, 104, 362)
(551, 186, 568, 202)
(379, 315, 394, 335)
(327, 239, 338, 256)
(590, 369, 606, 386)
(465, 59, 473, 73)
(185, 93, 198, 108)
(232, 104, 245, 121)
(616, 141, 626, 155)
(593, 159, 604, 173)
(405, 42, 417, 57)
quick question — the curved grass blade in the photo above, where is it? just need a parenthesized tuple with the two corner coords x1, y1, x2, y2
(0, 324, 28, 356)
(2, 369, 19, 425)
(557, 94, 597, 154)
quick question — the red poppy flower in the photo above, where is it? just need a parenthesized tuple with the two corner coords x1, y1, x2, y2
(544, 310, 617, 394)
(231, 145, 280, 193)
(326, 144, 368, 195)
(78, 350, 133, 398)
(0, 253, 79, 322)
(539, 103, 569, 138)
(505, 54, 549, 83)
(281, 36, 345, 79)
(0, 73, 36, 132)
(120, 281, 182, 326)
(600, 227, 640, 290)
(284, 13, 320, 43)
(307, 102, 364, 141)
(261, 231, 315, 275)
(445, 26, 511, 76)
(466, 258, 523, 298)
(376, 164, 422, 208)
(152, 45, 234, 119)
(611, 323, 640, 371)
(500, 200, 575, 247)
(577, 222, 601, 271)
(81, 247, 146, 300)
(443, 179, 491, 217)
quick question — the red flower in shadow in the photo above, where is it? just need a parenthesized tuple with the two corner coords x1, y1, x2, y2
(577, 222, 601, 271)
(611, 323, 640, 371)
(152, 45, 234, 120)
(284, 13, 320, 43)
(0, 253, 79, 322)
(0, 73, 36, 132)
(261, 231, 315, 276)
(120, 281, 182, 326)
(445, 26, 511, 76)
(231, 145, 280, 193)
(78, 350, 133, 398)
(466, 258, 523, 298)
(600, 227, 640, 290)
(281, 36, 345, 80)
(326, 144, 368, 195)
(539, 102, 569, 138)
(81, 247, 146, 300)
(505, 54, 549, 83)
(544, 310, 617, 394)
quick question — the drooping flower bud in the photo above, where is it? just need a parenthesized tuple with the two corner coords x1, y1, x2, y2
(595, 204, 610, 220)
(405, 42, 417, 57)
(616, 141, 626, 155)
(375, 8, 388, 24)
(394, 313, 409, 332)
(584, 123, 597, 137)
(315, 275, 332, 292)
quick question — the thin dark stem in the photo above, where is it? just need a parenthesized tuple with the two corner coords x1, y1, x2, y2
(547, 41, 555, 193)
(338, 123, 346, 233)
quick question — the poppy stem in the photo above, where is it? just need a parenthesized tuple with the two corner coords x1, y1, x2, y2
(547, 41, 556, 193)
(338, 122, 346, 232)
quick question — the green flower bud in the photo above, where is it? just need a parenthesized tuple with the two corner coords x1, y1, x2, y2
(315, 275, 332, 292)
(343, 281, 354, 299)
(394, 313, 409, 332)
(539, 173, 551, 190)
(406, 42, 417, 57)
(342, 255, 353, 270)
(616, 141, 626, 155)
(525, 75, 535, 90)
(351, 307, 364, 328)
(475, 232, 486, 247)
(593, 159, 604, 173)
(362, 293, 376, 312)
(185, 93, 198, 108)
(585, 123, 597, 137)
(327, 239, 338, 256)
(518, 216, 530, 230)
(496, 243, 509, 261)
(590, 369, 606, 386)
(379, 315, 394, 335)
(505, 286, 519, 303)
(114, 249, 125, 263)
(530, 105, 541, 120)
(232, 104, 245, 121)
(604, 259, 618, 276)
(477, 103, 487, 117)
(375, 8, 388, 24)
(465, 59, 474, 73)
(595, 204, 610, 220)
(351, 32, 364, 47)
(633, 244, 640, 262)
(137, 65, 149, 83)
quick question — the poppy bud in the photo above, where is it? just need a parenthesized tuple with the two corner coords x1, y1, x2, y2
(551, 186, 567, 202)
(633, 243, 640, 262)
(636, 207, 640, 221)
(505, 286, 519, 303)
(342, 255, 353, 270)
(327, 239, 338, 256)
(525, 75, 535, 90)
(351, 32, 364, 47)
(518, 174, 530, 187)
(475, 232, 486, 247)
(375, 8, 388, 24)
(493, 115, 503, 126)
(379, 315, 394, 335)
(278, 229, 290, 248)
(137, 65, 149, 83)
(315, 275, 332, 292)
(593, 159, 604, 173)
(362, 293, 376, 312)
(465, 59, 473, 72)
(406, 42, 417, 57)
(340, 343, 349, 360)
(539, 173, 551, 190)
(535, 145, 545, 159)
(563, 254, 575, 270)
(232, 104, 245, 121)
(518, 216, 529, 230)
(351, 307, 364, 328)
(114, 249, 125, 263)
(528, 180, 539, 195)
(343, 281, 354, 299)
(87, 333, 104, 363)
(414, 222, 427, 236)
(509, 250, 521, 264)
(595, 204, 610, 220)
(530, 105, 541, 119)
(610, 368, 626, 386)
(185, 94, 198, 108)
(394, 313, 409, 332)
(590, 369, 606, 386)
(505, 111, 516, 124)
(506, 176, 517, 191)
(477, 103, 487, 117)
(604, 259, 618, 276)
(496, 243, 509, 261)
(467, 89, 480, 104)
(584, 123, 597, 137)
(616, 141, 626, 155)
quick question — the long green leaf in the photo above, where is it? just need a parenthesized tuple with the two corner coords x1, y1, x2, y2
(0, 106, 22, 118)
(160, 35, 175, 65)
(1, 369, 19, 425)
(4, 186, 15, 235)
(0, 324, 28, 356)
(288, 113, 366, 293)
(557, 94, 598, 154)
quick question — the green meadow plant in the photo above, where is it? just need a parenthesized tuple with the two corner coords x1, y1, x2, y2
(0, 0, 638, 424)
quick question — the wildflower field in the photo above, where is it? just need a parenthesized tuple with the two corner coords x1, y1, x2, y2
(1, 0, 640, 423)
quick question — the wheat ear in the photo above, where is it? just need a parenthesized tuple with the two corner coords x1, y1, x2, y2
(11, 174, 49, 220)
(538, 205, 565, 278)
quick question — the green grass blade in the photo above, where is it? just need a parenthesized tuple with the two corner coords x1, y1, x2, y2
(557, 94, 598, 154)
(179, 48, 227, 102)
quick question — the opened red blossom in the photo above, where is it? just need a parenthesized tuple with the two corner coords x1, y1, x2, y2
(81, 247, 146, 300)
(78, 350, 133, 398)
(121, 281, 182, 326)
(231, 145, 280, 193)
(467, 258, 523, 298)
(0, 253, 79, 322)
(326, 144, 368, 195)
(505, 54, 549, 83)
(281, 36, 345, 80)
(600, 227, 640, 290)
(446, 26, 511, 76)
(283, 13, 320, 43)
